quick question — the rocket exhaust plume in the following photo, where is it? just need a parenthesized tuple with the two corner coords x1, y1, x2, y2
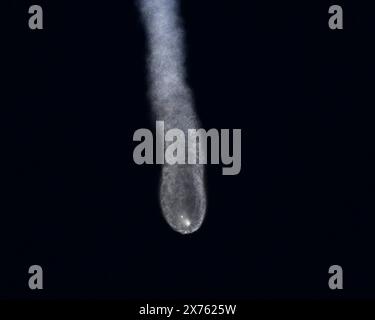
(137, 0, 207, 234)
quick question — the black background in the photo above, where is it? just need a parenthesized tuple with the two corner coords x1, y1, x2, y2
(1, 0, 374, 299)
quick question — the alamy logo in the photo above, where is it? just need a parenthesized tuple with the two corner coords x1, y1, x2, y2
(133, 121, 242, 176)
(28, 265, 43, 290)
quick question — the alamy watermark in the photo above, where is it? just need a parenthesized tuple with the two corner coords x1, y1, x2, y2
(133, 121, 242, 175)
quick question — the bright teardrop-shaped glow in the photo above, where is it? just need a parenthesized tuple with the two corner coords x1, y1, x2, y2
(160, 164, 206, 234)
(138, 0, 207, 234)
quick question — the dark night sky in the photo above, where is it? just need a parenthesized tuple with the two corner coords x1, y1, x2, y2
(1, 0, 374, 299)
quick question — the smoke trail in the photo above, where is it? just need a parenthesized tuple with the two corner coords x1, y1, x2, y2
(138, 0, 207, 234)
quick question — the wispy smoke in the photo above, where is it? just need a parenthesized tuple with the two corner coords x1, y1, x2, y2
(138, 0, 207, 234)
